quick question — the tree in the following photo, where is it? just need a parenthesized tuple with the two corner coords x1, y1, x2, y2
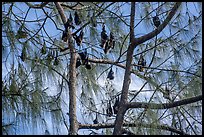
(2, 2, 202, 135)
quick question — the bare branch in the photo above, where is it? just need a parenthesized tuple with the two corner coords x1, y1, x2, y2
(127, 95, 202, 109)
(132, 2, 182, 48)
(79, 122, 189, 135)
(54, 2, 67, 23)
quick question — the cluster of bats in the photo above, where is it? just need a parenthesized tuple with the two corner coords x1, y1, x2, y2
(61, 12, 116, 54)
(100, 24, 115, 54)
(59, 10, 161, 73)
(62, 11, 82, 43)
(37, 13, 160, 79)
(106, 96, 120, 117)
(93, 96, 120, 125)
(93, 15, 161, 121)
(76, 50, 91, 69)
(60, 11, 117, 75)
(23, 9, 160, 74)
(18, 11, 171, 127)
(35, 13, 161, 125)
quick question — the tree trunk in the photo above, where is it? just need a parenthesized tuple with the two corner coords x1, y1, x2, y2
(68, 43, 78, 135)
(113, 2, 135, 135)
(113, 2, 181, 134)
(54, 2, 78, 135)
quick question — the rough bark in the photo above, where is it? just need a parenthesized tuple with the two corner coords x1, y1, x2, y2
(113, 2, 182, 135)
(68, 44, 78, 135)
(113, 2, 136, 135)
(54, 2, 78, 135)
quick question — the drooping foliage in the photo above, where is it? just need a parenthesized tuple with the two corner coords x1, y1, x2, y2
(2, 2, 202, 135)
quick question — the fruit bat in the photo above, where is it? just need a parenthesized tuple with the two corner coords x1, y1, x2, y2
(41, 43, 46, 55)
(47, 50, 54, 61)
(16, 25, 28, 39)
(78, 51, 88, 65)
(90, 16, 97, 27)
(62, 30, 68, 42)
(109, 32, 115, 49)
(75, 30, 84, 46)
(84, 53, 91, 70)
(163, 85, 170, 100)
(107, 68, 114, 80)
(74, 11, 81, 26)
(138, 54, 146, 72)
(78, 51, 92, 69)
(153, 16, 160, 28)
(93, 113, 98, 124)
(53, 51, 59, 66)
(17, 30, 28, 39)
(100, 25, 108, 49)
(104, 41, 111, 54)
(64, 13, 75, 30)
(76, 58, 82, 68)
(104, 32, 115, 54)
(20, 46, 26, 62)
(106, 101, 113, 117)
(113, 96, 119, 114)
(85, 63, 91, 70)
(53, 57, 59, 66)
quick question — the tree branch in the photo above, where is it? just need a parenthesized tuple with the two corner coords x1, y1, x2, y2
(89, 58, 167, 95)
(54, 2, 67, 23)
(54, 2, 78, 135)
(127, 95, 202, 109)
(132, 2, 181, 48)
(113, 2, 136, 135)
(78, 122, 189, 135)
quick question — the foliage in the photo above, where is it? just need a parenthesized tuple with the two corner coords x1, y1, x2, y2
(2, 2, 202, 135)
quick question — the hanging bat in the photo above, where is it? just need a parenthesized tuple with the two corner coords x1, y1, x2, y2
(109, 32, 115, 49)
(74, 11, 81, 26)
(138, 54, 146, 72)
(78, 51, 92, 69)
(20, 46, 27, 62)
(104, 41, 111, 54)
(100, 25, 108, 49)
(64, 13, 75, 30)
(107, 68, 114, 80)
(104, 32, 115, 54)
(75, 30, 84, 46)
(41, 42, 46, 55)
(153, 16, 161, 28)
(93, 113, 98, 124)
(106, 100, 113, 117)
(113, 96, 119, 114)
(78, 51, 88, 65)
(62, 30, 68, 42)
(85, 63, 92, 70)
(53, 57, 59, 66)
(163, 85, 170, 100)
(84, 52, 91, 70)
(76, 58, 82, 68)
